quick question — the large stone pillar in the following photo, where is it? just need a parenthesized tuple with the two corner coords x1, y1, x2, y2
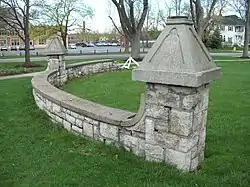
(132, 16, 221, 172)
(44, 35, 67, 85)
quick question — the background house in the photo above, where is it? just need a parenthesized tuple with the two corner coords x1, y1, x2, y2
(219, 15, 245, 46)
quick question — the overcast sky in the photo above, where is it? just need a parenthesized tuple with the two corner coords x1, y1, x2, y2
(85, 0, 167, 32)
(84, 0, 235, 33)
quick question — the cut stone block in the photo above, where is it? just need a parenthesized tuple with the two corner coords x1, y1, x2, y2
(170, 110, 193, 136)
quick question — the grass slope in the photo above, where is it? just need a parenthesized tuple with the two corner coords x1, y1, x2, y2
(0, 60, 250, 186)
(62, 70, 145, 112)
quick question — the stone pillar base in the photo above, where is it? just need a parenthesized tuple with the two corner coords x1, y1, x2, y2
(144, 83, 209, 171)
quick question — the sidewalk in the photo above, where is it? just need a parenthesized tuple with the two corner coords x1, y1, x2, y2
(0, 71, 43, 80)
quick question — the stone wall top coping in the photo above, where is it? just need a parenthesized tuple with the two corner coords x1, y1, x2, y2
(66, 59, 115, 69)
(32, 60, 145, 127)
(133, 67, 221, 87)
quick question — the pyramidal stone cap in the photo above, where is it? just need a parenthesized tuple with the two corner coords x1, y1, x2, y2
(44, 35, 67, 56)
(132, 16, 221, 87)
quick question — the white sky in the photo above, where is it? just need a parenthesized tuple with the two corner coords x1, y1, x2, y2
(84, 0, 236, 33)
(85, 0, 167, 32)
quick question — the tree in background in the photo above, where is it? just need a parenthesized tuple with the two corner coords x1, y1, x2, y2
(158, 0, 190, 26)
(206, 27, 222, 49)
(242, 1, 249, 58)
(110, 0, 149, 59)
(37, 0, 93, 48)
(147, 29, 161, 40)
(229, 0, 247, 20)
(228, 0, 249, 57)
(0, 0, 36, 63)
(189, 0, 217, 37)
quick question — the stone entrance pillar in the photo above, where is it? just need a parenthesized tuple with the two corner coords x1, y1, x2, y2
(44, 35, 67, 85)
(133, 17, 221, 172)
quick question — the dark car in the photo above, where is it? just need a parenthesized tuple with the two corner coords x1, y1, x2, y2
(0, 46, 8, 51)
(76, 42, 88, 47)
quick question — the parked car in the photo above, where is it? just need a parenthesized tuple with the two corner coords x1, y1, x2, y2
(10, 46, 18, 51)
(19, 45, 35, 50)
(0, 46, 8, 51)
(76, 42, 88, 47)
(87, 43, 95, 47)
(19, 45, 25, 50)
(96, 42, 107, 47)
(68, 44, 77, 49)
(30, 45, 35, 50)
(112, 43, 119, 46)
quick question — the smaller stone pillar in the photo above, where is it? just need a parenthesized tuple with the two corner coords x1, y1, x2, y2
(132, 17, 221, 172)
(44, 35, 67, 85)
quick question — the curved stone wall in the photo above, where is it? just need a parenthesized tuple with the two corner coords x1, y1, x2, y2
(32, 59, 146, 156)
(32, 58, 209, 172)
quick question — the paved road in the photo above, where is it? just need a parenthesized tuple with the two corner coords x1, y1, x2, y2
(0, 52, 244, 63)
(0, 46, 150, 57)
(210, 52, 242, 57)
(0, 54, 137, 63)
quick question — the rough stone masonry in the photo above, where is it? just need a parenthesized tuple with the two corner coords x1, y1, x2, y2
(32, 17, 220, 172)
(133, 16, 221, 171)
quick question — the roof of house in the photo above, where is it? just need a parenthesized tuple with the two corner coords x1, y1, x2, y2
(221, 15, 245, 26)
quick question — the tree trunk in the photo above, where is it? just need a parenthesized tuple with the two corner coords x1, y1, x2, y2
(24, 34, 30, 64)
(124, 38, 129, 53)
(24, 0, 30, 64)
(242, 2, 250, 58)
(131, 32, 140, 60)
(62, 34, 67, 49)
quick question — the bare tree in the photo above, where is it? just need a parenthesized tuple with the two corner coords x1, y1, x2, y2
(189, 0, 217, 38)
(173, 0, 183, 16)
(37, 0, 93, 48)
(242, 1, 249, 58)
(158, 0, 189, 27)
(107, 1, 129, 52)
(0, 0, 33, 63)
(228, 0, 249, 57)
(229, 0, 246, 20)
(110, 0, 149, 59)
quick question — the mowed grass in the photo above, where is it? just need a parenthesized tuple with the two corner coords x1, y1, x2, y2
(62, 70, 145, 112)
(0, 60, 250, 186)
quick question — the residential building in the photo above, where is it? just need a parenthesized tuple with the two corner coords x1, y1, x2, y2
(0, 8, 25, 49)
(0, 28, 24, 48)
(219, 15, 245, 46)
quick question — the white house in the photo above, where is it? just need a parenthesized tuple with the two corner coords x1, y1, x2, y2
(219, 15, 245, 46)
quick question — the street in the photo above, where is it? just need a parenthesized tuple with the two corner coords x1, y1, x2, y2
(0, 47, 244, 63)
(0, 46, 150, 57)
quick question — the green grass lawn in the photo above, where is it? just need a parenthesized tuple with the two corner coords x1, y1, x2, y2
(62, 70, 145, 112)
(0, 60, 250, 186)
